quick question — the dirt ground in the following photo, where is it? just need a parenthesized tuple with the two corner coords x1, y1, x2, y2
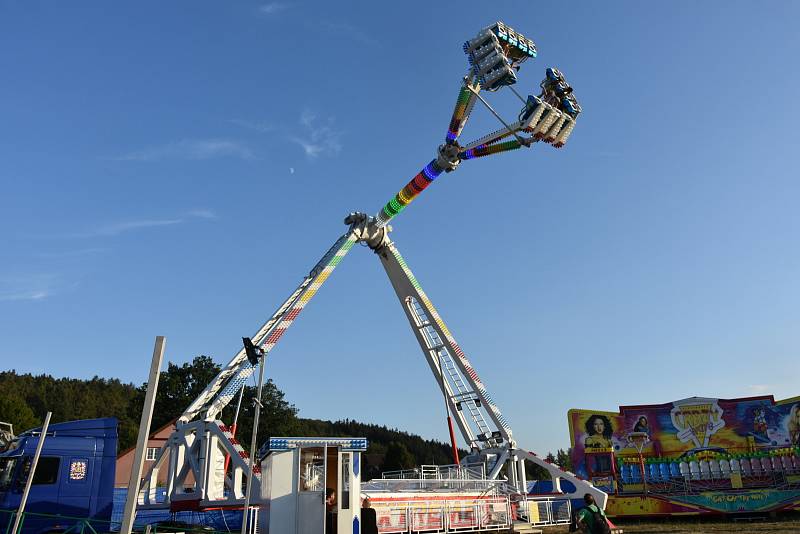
(546, 515, 800, 533)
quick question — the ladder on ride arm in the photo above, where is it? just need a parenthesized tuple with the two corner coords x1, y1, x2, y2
(407, 297, 493, 441)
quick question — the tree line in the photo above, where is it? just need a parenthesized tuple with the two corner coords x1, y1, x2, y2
(0, 357, 456, 475)
(0, 359, 571, 479)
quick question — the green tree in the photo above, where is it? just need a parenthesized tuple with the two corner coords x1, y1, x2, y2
(556, 448, 572, 471)
(225, 379, 300, 452)
(383, 441, 415, 472)
(130, 355, 222, 432)
(1, 366, 463, 469)
(0, 396, 41, 431)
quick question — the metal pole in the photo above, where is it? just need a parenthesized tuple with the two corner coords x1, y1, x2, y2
(466, 85, 527, 145)
(11, 411, 51, 534)
(640, 452, 648, 496)
(120, 336, 166, 534)
(240, 356, 266, 534)
(435, 351, 460, 465)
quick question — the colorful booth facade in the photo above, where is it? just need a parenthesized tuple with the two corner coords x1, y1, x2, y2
(567, 395, 800, 517)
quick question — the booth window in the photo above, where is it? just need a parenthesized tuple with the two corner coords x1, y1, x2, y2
(298, 448, 324, 492)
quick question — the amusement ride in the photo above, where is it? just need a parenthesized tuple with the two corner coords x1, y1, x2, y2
(137, 21, 599, 533)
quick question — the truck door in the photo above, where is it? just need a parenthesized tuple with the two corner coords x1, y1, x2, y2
(58, 457, 93, 518)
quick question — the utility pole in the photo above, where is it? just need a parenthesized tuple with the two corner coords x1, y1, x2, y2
(241, 337, 266, 534)
(11, 412, 52, 534)
(121, 336, 166, 534)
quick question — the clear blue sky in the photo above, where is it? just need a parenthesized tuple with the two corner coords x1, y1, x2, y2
(2, 1, 799, 456)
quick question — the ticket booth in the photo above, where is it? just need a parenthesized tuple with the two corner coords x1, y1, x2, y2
(261, 437, 367, 534)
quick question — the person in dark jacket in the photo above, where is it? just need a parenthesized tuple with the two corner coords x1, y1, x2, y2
(360, 497, 378, 534)
(575, 494, 610, 534)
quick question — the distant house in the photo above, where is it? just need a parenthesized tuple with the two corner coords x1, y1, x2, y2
(115, 419, 190, 487)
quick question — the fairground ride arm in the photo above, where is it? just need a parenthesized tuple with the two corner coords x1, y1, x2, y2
(179, 230, 359, 423)
(358, 228, 515, 452)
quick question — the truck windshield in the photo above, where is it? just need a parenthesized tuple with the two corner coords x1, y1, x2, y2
(0, 457, 17, 490)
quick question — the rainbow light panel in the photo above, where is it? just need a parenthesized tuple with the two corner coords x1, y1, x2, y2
(375, 160, 444, 227)
(208, 233, 358, 415)
(389, 244, 513, 437)
(459, 139, 523, 160)
(446, 85, 476, 143)
(259, 234, 357, 352)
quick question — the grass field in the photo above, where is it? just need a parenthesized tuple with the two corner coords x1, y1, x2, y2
(546, 515, 800, 533)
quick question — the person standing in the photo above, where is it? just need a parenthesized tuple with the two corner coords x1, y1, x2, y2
(575, 494, 611, 534)
(325, 488, 337, 534)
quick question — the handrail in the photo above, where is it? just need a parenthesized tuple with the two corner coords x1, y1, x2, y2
(0, 509, 234, 534)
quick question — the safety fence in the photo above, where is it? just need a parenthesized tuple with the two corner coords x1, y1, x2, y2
(364, 478, 507, 495)
(514, 496, 572, 526)
(1, 509, 113, 534)
(370, 496, 510, 533)
(0, 508, 238, 534)
(381, 463, 486, 481)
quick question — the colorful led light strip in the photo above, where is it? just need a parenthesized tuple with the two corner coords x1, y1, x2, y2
(446, 86, 474, 142)
(260, 235, 357, 351)
(375, 159, 444, 227)
(389, 244, 513, 436)
(459, 139, 523, 160)
(463, 122, 521, 151)
(210, 232, 358, 415)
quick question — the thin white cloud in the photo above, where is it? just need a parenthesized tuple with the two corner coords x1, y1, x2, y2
(290, 109, 342, 159)
(113, 139, 254, 161)
(0, 275, 56, 302)
(69, 210, 216, 238)
(187, 209, 218, 220)
(229, 119, 274, 133)
(289, 167, 295, 174)
(746, 384, 773, 394)
(0, 290, 50, 302)
(88, 219, 184, 237)
(259, 2, 288, 15)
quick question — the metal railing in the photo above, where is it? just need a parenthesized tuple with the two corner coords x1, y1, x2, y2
(381, 463, 486, 481)
(1, 508, 238, 534)
(364, 478, 506, 495)
(371, 496, 510, 533)
(515, 496, 572, 526)
(620, 466, 800, 496)
(1, 509, 113, 534)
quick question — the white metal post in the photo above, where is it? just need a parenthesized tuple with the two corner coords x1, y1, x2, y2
(518, 457, 528, 495)
(121, 336, 166, 534)
(241, 354, 266, 534)
(11, 411, 52, 534)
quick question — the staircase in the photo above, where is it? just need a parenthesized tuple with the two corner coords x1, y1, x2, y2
(509, 520, 543, 534)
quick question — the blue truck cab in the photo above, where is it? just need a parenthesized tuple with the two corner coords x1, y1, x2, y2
(0, 418, 118, 534)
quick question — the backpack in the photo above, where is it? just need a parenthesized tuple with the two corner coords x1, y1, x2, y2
(587, 505, 611, 534)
